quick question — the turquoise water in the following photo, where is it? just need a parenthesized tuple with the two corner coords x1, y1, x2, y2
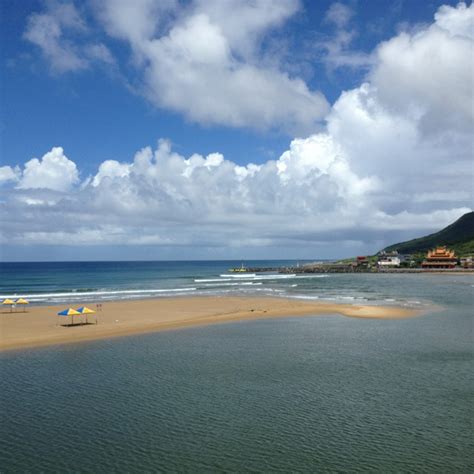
(0, 265, 473, 472)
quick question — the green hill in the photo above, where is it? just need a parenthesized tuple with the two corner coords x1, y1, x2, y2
(383, 211, 474, 256)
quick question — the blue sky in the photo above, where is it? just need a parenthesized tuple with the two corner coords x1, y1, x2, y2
(0, 0, 472, 261)
(2, 0, 460, 171)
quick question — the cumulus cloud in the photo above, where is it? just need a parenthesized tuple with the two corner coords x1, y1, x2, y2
(4, 2, 473, 256)
(92, 160, 131, 186)
(371, 4, 474, 134)
(0, 166, 20, 185)
(324, 2, 474, 212)
(16, 147, 79, 192)
(0, 129, 469, 252)
(435, 1, 474, 39)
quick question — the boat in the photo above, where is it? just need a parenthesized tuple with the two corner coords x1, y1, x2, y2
(228, 263, 249, 273)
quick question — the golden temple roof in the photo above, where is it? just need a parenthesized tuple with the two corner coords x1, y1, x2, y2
(425, 246, 457, 260)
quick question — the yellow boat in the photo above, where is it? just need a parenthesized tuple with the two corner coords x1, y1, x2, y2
(229, 263, 248, 272)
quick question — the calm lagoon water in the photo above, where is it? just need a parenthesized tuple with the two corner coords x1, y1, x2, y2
(0, 264, 473, 472)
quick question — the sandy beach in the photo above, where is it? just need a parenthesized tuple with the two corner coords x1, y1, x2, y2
(0, 296, 422, 352)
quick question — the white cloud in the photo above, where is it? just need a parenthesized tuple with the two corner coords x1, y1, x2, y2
(17, 147, 79, 192)
(371, 3, 474, 134)
(1, 132, 470, 251)
(325, 2, 474, 201)
(24, 2, 87, 72)
(23, 0, 329, 132)
(94, 0, 177, 44)
(24, 1, 114, 73)
(435, 1, 474, 39)
(325, 2, 353, 29)
(92, 160, 131, 186)
(317, 2, 374, 71)
(193, 0, 300, 60)
(0, 166, 20, 185)
(92, 0, 329, 132)
(5, 2, 473, 256)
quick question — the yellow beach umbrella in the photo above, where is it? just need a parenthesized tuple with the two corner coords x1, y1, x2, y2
(76, 306, 96, 324)
(15, 298, 29, 312)
(2, 299, 15, 312)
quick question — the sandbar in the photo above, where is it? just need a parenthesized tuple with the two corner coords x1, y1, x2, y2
(0, 296, 421, 352)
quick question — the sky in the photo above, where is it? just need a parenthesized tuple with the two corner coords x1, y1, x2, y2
(0, 0, 473, 261)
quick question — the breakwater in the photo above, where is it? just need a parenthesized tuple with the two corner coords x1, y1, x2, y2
(246, 265, 474, 274)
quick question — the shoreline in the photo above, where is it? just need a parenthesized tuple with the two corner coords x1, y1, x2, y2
(226, 267, 474, 274)
(0, 296, 424, 353)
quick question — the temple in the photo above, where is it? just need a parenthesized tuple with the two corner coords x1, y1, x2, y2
(421, 246, 457, 269)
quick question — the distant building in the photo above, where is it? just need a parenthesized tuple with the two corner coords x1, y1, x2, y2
(422, 247, 457, 269)
(460, 257, 473, 268)
(378, 256, 401, 267)
(400, 254, 417, 267)
(355, 256, 369, 268)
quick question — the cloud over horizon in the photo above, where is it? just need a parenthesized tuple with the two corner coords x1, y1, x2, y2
(2, 1, 473, 259)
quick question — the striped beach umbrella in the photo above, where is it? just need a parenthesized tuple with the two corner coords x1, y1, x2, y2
(2, 298, 15, 312)
(76, 306, 96, 324)
(58, 308, 81, 325)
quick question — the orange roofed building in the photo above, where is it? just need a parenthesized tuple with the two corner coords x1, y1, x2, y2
(422, 246, 457, 269)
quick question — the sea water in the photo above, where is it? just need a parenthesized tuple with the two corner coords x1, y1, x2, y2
(0, 262, 473, 472)
(0, 260, 312, 304)
(0, 260, 466, 309)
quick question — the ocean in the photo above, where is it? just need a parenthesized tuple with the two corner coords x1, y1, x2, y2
(0, 261, 473, 472)
(1, 260, 313, 305)
(0, 260, 456, 309)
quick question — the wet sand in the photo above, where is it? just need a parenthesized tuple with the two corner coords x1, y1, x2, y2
(0, 296, 421, 352)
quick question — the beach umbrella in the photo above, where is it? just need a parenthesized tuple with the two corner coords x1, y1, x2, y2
(2, 298, 15, 312)
(76, 306, 95, 324)
(15, 298, 29, 312)
(58, 308, 81, 325)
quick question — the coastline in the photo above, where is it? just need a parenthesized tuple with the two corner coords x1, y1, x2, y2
(0, 296, 422, 353)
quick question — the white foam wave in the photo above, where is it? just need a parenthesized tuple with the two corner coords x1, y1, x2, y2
(200, 282, 263, 287)
(197, 273, 328, 284)
(286, 294, 372, 303)
(295, 274, 329, 278)
(219, 274, 296, 281)
(0, 287, 197, 300)
(195, 278, 232, 283)
(288, 295, 320, 300)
